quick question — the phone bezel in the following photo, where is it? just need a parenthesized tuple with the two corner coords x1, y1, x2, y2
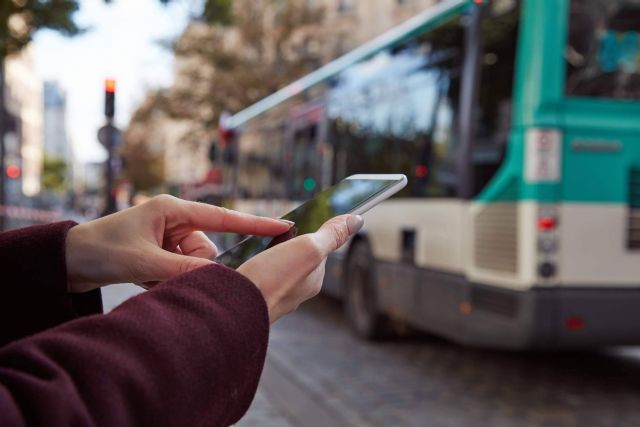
(343, 174, 407, 216)
(216, 174, 407, 264)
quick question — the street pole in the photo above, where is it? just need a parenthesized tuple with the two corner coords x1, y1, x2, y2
(102, 120, 117, 216)
(101, 79, 117, 216)
(0, 57, 6, 231)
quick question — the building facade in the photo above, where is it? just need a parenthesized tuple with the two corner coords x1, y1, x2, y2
(324, 0, 438, 56)
(43, 81, 71, 161)
(5, 45, 43, 197)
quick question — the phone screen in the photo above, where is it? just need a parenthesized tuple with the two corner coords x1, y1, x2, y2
(216, 177, 401, 268)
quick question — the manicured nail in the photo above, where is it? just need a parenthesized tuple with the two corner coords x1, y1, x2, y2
(347, 215, 364, 234)
(278, 219, 295, 226)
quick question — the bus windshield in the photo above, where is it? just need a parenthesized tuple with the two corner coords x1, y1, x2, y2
(565, 0, 640, 99)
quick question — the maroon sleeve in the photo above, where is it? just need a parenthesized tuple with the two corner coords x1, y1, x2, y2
(0, 222, 103, 347)
(0, 263, 269, 427)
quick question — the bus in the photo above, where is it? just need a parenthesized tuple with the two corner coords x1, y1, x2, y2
(222, 0, 640, 349)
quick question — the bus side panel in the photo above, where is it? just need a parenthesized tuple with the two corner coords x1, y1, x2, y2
(376, 261, 545, 349)
(324, 252, 346, 299)
(376, 261, 420, 326)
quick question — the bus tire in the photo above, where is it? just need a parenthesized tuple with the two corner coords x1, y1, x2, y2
(344, 241, 387, 340)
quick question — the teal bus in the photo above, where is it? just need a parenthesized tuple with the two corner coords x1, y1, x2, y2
(223, 0, 640, 349)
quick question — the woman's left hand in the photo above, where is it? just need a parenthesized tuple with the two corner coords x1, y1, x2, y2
(65, 195, 293, 293)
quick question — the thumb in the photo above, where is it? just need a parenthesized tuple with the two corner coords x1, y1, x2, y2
(148, 247, 215, 282)
(310, 214, 364, 258)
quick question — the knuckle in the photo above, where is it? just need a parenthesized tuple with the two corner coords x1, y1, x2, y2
(215, 206, 229, 227)
(151, 194, 177, 207)
(203, 239, 218, 257)
(203, 237, 216, 251)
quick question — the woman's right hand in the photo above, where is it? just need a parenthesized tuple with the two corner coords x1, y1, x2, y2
(237, 214, 364, 323)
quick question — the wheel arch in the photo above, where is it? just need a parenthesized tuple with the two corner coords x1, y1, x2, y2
(344, 232, 372, 265)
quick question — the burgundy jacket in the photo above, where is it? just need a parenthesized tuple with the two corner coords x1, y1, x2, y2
(0, 221, 269, 426)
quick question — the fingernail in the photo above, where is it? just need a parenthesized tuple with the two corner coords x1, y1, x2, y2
(347, 215, 364, 235)
(278, 219, 295, 227)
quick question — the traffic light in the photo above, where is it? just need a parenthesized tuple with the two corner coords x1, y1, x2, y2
(105, 79, 116, 119)
(5, 164, 20, 180)
(303, 177, 316, 191)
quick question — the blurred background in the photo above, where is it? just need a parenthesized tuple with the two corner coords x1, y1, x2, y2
(3, 0, 640, 426)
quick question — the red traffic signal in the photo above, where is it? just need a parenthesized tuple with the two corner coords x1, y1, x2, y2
(6, 164, 21, 179)
(105, 78, 116, 119)
(105, 79, 116, 94)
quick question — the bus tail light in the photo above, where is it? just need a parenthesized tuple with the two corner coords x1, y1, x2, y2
(537, 205, 559, 279)
(538, 216, 557, 231)
(564, 317, 585, 331)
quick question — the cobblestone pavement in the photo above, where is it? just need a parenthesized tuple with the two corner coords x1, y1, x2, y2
(103, 285, 640, 427)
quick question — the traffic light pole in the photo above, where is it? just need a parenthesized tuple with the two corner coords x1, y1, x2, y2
(101, 79, 117, 216)
(0, 58, 6, 231)
(102, 119, 117, 216)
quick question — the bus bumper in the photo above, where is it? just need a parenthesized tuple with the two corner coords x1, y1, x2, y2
(461, 285, 640, 349)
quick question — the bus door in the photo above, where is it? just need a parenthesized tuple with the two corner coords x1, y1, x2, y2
(557, 0, 640, 289)
(284, 102, 330, 199)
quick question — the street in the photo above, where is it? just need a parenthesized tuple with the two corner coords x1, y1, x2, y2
(103, 285, 640, 427)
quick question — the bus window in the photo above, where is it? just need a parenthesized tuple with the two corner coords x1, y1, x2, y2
(237, 121, 286, 199)
(287, 124, 320, 199)
(327, 18, 464, 198)
(472, 2, 519, 197)
(566, 0, 640, 99)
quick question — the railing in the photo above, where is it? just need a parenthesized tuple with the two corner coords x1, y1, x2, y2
(0, 205, 64, 231)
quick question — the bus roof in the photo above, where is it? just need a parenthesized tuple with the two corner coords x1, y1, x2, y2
(227, 0, 469, 129)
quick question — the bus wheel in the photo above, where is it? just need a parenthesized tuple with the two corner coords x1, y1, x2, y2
(345, 241, 386, 340)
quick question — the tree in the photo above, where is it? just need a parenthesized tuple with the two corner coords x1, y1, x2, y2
(0, 0, 86, 228)
(121, 91, 168, 193)
(124, 0, 331, 193)
(41, 154, 67, 194)
(169, 0, 326, 120)
(0, 1, 84, 59)
(203, 0, 233, 26)
(0, 0, 179, 225)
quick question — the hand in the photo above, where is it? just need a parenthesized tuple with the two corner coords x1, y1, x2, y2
(66, 195, 293, 293)
(237, 214, 364, 323)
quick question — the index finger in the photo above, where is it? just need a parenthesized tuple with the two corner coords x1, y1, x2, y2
(180, 201, 293, 236)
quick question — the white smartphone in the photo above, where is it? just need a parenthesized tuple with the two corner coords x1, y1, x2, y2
(216, 174, 407, 268)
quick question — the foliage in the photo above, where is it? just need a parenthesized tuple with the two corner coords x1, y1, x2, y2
(121, 142, 166, 193)
(0, 0, 83, 59)
(203, 0, 233, 26)
(0, 0, 218, 59)
(121, 91, 168, 192)
(125, 0, 332, 187)
(42, 154, 67, 193)
(169, 0, 326, 121)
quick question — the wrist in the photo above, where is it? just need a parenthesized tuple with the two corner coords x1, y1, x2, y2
(66, 224, 102, 293)
(236, 266, 279, 324)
